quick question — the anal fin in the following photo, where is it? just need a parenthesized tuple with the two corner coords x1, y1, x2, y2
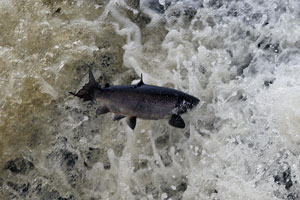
(168, 114, 185, 129)
(126, 116, 136, 130)
(96, 106, 110, 115)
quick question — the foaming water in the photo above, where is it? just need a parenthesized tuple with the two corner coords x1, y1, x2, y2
(1, 0, 300, 199)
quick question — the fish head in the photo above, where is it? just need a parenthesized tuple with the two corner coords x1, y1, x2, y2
(174, 95, 200, 114)
(184, 95, 200, 110)
(189, 95, 200, 107)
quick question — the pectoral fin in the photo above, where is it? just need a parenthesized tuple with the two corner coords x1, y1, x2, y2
(113, 114, 125, 121)
(169, 114, 185, 129)
(96, 106, 109, 115)
(126, 116, 136, 130)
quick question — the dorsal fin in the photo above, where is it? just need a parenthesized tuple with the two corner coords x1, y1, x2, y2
(137, 74, 144, 87)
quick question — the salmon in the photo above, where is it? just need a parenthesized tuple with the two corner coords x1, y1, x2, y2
(70, 68, 199, 129)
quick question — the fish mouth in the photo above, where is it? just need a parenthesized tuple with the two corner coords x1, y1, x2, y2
(186, 96, 200, 109)
(192, 97, 200, 107)
(174, 96, 200, 114)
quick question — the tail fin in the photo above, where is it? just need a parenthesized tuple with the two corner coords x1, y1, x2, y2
(69, 68, 100, 101)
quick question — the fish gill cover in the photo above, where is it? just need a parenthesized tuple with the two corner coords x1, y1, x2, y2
(0, 0, 300, 199)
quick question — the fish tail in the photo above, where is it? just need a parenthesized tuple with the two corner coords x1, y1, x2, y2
(69, 67, 100, 101)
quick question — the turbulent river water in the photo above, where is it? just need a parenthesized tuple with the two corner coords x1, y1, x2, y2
(1, 0, 300, 199)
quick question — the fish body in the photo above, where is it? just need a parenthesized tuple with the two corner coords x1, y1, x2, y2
(70, 68, 199, 129)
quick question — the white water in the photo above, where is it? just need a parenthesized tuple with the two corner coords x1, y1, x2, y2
(1, 0, 300, 199)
